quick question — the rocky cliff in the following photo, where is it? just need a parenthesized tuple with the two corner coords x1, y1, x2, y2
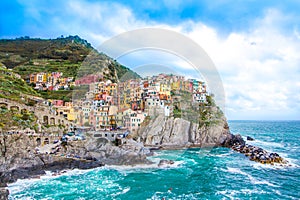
(137, 112, 230, 149)
(0, 134, 151, 199)
(0, 134, 151, 177)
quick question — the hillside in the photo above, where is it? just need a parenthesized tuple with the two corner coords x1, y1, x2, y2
(0, 35, 140, 100)
(0, 65, 39, 101)
(0, 35, 140, 80)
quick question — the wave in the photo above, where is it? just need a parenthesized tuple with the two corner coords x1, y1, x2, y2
(105, 160, 184, 172)
(111, 187, 130, 197)
(213, 152, 234, 158)
(225, 167, 278, 187)
(151, 191, 202, 200)
(8, 168, 99, 197)
(216, 188, 268, 200)
(246, 139, 285, 149)
(8, 159, 186, 196)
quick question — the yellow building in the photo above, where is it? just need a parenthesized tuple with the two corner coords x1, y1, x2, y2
(43, 73, 51, 83)
(160, 83, 171, 97)
(29, 73, 37, 83)
(98, 82, 107, 94)
(67, 107, 77, 122)
(171, 81, 180, 91)
(58, 77, 66, 85)
(106, 83, 117, 96)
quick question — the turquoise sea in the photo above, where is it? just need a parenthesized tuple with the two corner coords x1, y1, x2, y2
(9, 121, 300, 199)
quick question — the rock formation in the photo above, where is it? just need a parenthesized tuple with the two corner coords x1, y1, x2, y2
(221, 133, 288, 165)
(0, 133, 151, 198)
(138, 114, 230, 149)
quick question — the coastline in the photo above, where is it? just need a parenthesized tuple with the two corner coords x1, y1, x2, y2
(1, 138, 289, 183)
(0, 156, 105, 200)
(2, 146, 291, 199)
(0, 125, 291, 200)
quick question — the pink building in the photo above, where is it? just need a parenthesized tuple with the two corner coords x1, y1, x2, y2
(75, 74, 102, 85)
(52, 100, 64, 106)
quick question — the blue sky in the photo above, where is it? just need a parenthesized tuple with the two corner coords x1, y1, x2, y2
(1, 0, 300, 120)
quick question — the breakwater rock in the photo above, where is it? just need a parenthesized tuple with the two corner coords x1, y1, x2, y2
(222, 133, 288, 165)
(232, 143, 288, 165)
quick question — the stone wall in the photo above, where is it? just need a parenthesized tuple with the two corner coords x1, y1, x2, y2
(0, 98, 74, 129)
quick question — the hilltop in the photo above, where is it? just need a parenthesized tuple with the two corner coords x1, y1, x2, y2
(0, 35, 140, 100)
(0, 36, 139, 81)
(0, 35, 139, 80)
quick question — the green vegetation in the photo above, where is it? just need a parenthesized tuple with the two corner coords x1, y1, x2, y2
(14, 59, 80, 79)
(0, 106, 37, 132)
(39, 90, 72, 102)
(172, 90, 199, 123)
(173, 107, 182, 118)
(171, 89, 224, 126)
(0, 35, 140, 101)
(0, 36, 140, 81)
(199, 95, 224, 127)
(140, 116, 151, 127)
(0, 66, 39, 102)
(77, 51, 140, 82)
(0, 35, 91, 69)
(31, 85, 89, 101)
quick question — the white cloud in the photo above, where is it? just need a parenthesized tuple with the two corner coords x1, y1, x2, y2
(85, 3, 300, 119)
(183, 9, 300, 119)
(19, 0, 300, 119)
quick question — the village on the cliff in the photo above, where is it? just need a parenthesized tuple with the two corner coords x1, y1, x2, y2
(25, 72, 208, 134)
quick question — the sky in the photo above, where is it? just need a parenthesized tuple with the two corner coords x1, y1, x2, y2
(1, 0, 300, 120)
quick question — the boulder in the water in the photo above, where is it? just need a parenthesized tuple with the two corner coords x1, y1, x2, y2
(158, 159, 175, 167)
(246, 136, 254, 141)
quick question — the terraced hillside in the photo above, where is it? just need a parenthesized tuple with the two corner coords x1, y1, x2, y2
(0, 35, 140, 100)
(0, 65, 39, 102)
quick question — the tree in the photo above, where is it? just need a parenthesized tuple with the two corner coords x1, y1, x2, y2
(83, 122, 90, 127)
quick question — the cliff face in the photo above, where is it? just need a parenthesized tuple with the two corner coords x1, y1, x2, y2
(138, 114, 230, 149)
(0, 134, 43, 172)
(0, 134, 151, 187)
